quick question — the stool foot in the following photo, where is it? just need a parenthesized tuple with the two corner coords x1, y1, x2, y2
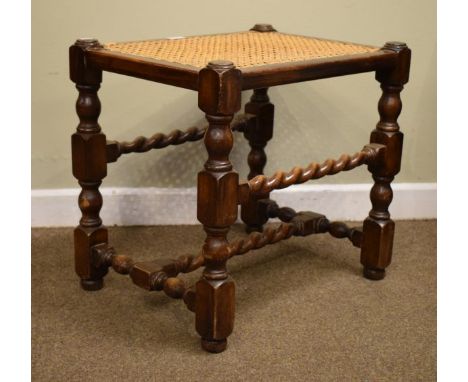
(201, 338, 227, 353)
(363, 267, 385, 281)
(80, 278, 104, 291)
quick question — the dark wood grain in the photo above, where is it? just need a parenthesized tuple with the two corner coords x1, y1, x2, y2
(241, 143, 384, 196)
(264, 199, 363, 247)
(87, 49, 199, 90)
(70, 39, 109, 291)
(250, 23, 277, 32)
(85, 40, 398, 91)
(240, 50, 398, 90)
(69, 28, 411, 354)
(105, 114, 252, 163)
(241, 88, 274, 232)
(195, 60, 241, 353)
(361, 42, 411, 280)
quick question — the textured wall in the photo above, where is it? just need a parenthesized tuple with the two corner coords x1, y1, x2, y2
(32, 0, 436, 189)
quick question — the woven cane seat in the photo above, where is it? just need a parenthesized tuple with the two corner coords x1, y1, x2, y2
(84, 26, 397, 90)
(104, 31, 379, 69)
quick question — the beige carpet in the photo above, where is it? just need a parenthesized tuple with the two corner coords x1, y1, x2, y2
(32, 221, 436, 381)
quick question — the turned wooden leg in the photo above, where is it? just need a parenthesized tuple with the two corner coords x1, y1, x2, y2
(241, 88, 274, 232)
(361, 42, 411, 280)
(196, 61, 241, 353)
(70, 39, 109, 291)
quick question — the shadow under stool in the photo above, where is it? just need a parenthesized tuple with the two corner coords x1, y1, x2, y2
(69, 23, 411, 353)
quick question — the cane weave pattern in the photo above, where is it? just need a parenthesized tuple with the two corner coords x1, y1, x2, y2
(104, 31, 379, 69)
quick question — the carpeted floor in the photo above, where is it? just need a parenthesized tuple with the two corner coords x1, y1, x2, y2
(32, 221, 436, 381)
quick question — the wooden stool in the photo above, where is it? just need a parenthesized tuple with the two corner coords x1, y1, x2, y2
(69, 24, 411, 353)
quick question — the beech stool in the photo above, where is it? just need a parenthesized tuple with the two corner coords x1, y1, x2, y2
(69, 24, 411, 353)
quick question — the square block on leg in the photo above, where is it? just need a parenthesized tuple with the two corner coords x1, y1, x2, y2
(360, 218, 395, 280)
(74, 226, 108, 290)
(195, 277, 235, 352)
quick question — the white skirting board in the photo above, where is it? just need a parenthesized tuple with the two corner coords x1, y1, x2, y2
(31, 183, 436, 227)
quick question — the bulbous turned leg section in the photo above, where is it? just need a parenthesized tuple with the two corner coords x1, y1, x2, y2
(241, 88, 274, 232)
(361, 177, 396, 281)
(73, 181, 109, 291)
